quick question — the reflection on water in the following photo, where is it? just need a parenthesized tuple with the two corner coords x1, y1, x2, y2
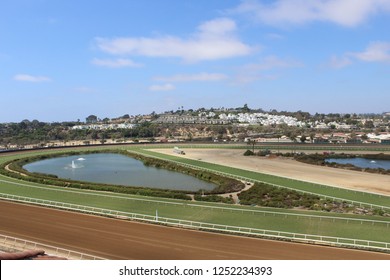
(24, 153, 216, 191)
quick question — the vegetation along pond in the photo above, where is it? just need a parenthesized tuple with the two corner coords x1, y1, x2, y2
(23, 153, 216, 191)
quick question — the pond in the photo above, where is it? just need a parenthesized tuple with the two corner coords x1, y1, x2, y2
(23, 153, 216, 191)
(325, 157, 390, 170)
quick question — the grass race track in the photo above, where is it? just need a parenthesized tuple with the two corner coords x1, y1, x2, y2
(1, 144, 390, 253)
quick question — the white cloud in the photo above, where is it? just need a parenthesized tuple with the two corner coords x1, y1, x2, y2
(149, 83, 176, 92)
(154, 72, 228, 82)
(234, 0, 390, 27)
(328, 41, 390, 67)
(349, 41, 390, 62)
(91, 58, 143, 68)
(14, 74, 51, 82)
(95, 18, 253, 62)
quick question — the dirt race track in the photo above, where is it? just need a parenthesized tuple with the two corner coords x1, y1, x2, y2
(1, 201, 389, 260)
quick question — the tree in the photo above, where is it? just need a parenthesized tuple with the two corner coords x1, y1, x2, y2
(364, 120, 374, 129)
(243, 103, 250, 113)
(309, 132, 316, 143)
(247, 139, 256, 153)
(86, 115, 98, 124)
(91, 131, 98, 140)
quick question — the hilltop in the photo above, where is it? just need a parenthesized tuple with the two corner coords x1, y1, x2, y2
(1, 105, 389, 150)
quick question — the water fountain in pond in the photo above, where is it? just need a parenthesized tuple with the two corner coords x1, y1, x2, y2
(71, 160, 77, 169)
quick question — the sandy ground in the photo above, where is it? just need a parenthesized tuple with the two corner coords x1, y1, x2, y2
(153, 149, 390, 196)
(1, 200, 389, 260)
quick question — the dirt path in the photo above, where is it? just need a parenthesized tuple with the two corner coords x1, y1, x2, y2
(153, 149, 390, 196)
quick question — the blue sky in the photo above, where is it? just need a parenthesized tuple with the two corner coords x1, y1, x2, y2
(1, 0, 390, 122)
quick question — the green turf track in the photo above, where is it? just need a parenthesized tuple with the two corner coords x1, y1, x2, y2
(1, 173, 390, 244)
(0, 146, 389, 247)
(133, 148, 390, 210)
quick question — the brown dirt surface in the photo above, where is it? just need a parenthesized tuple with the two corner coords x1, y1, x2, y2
(0, 200, 389, 260)
(152, 148, 390, 196)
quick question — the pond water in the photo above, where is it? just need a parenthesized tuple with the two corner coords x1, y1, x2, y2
(325, 157, 390, 170)
(23, 153, 216, 191)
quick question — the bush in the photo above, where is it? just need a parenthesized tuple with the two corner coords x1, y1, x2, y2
(243, 150, 254, 156)
(194, 194, 234, 203)
(238, 182, 321, 209)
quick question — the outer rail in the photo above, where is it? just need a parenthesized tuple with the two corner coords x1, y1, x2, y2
(1, 193, 389, 253)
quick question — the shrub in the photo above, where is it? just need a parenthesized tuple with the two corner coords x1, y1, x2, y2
(243, 150, 254, 156)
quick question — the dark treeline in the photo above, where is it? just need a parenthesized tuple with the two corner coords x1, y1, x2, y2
(0, 121, 161, 146)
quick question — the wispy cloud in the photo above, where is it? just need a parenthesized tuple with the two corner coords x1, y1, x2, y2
(328, 55, 353, 69)
(266, 33, 285, 40)
(91, 58, 143, 68)
(328, 41, 390, 68)
(234, 55, 302, 83)
(154, 72, 228, 82)
(243, 55, 303, 71)
(149, 83, 176, 91)
(95, 18, 254, 62)
(74, 86, 95, 93)
(233, 0, 390, 27)
(13, 74, 51, 82)
(349, 41, 390, 63)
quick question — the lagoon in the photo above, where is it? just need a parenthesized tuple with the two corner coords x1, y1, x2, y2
(325, 157, 390, 170)
(23, 153, 216, 191)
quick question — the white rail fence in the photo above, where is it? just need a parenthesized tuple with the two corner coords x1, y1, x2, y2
(0, 233, 104, 260)
(1, 193, 389, 253)
(2, 176, 390, 227)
